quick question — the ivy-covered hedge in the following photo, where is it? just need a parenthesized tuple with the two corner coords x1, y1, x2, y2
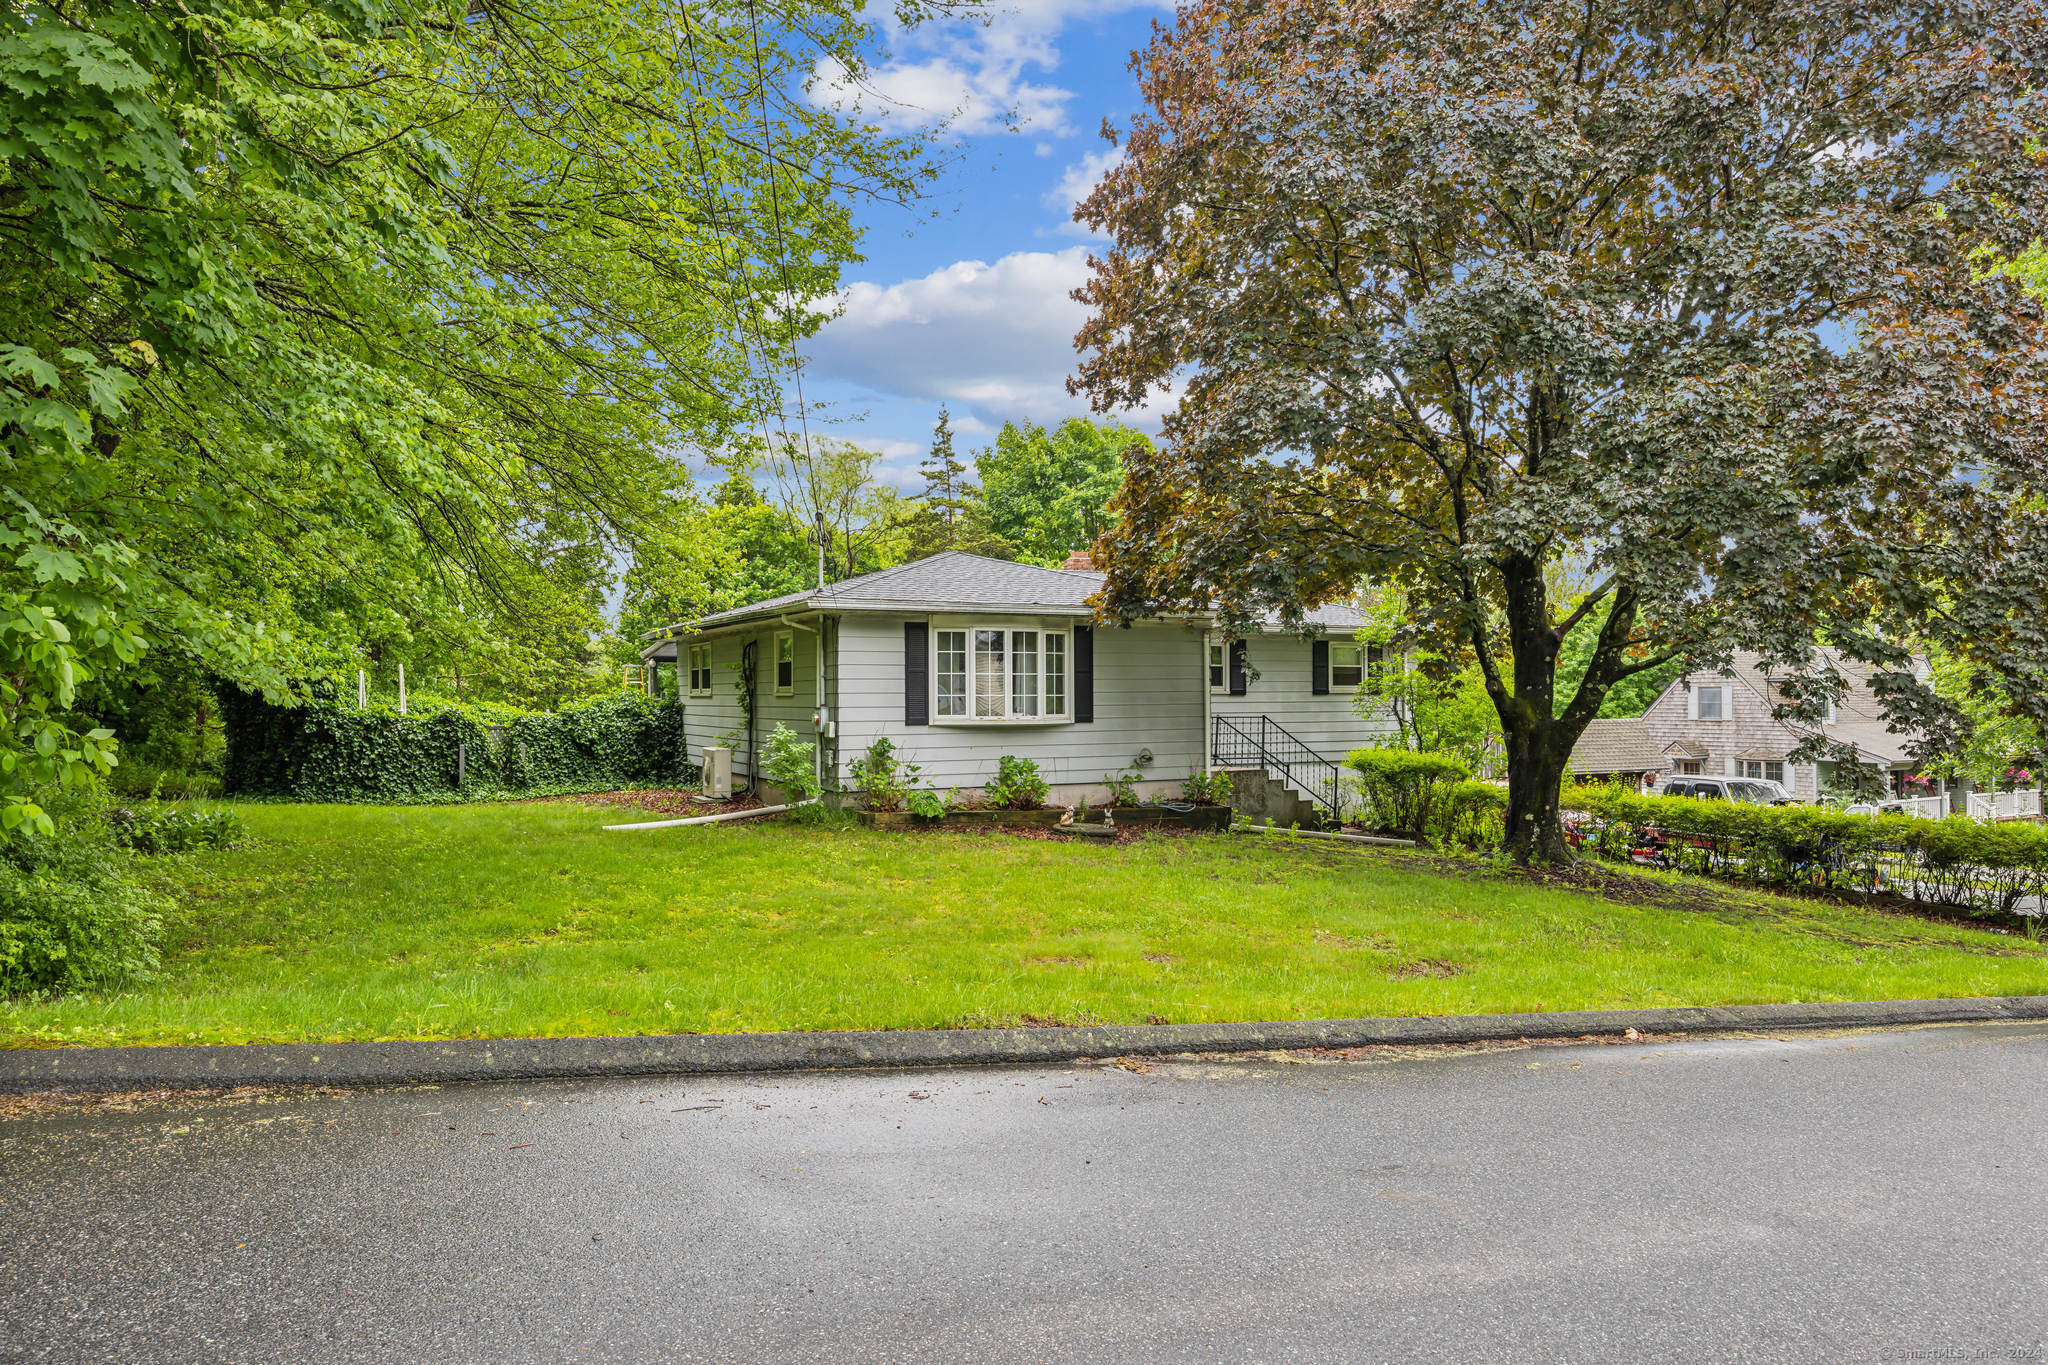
(1567, 783, 2048, 919)
(221, 689, 695, 801)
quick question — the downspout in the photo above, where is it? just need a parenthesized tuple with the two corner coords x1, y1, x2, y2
(1201, 627, 1214, 773)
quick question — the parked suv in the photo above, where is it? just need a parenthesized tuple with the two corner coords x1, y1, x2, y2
(1656, 775, 1797, 806)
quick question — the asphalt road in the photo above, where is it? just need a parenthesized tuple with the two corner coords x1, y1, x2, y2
(5, 1023, 2047, 1364)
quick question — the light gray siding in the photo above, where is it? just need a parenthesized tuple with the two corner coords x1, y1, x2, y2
(675, 623, 822, 781)
(1212, 632, 1401, 761)
(834, 612, 1206, 799)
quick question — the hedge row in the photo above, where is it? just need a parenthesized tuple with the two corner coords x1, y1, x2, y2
(1345, 747, 1508, 848)
(220, 690, 695, 801)
(1567, 783, 2048, 919)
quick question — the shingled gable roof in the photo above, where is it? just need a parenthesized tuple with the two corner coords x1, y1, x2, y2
(1567, 717, 1667, 777)
(642, 550, 1368, 641)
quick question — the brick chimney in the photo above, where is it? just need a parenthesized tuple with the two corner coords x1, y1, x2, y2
(1062, 549, 1095, 571)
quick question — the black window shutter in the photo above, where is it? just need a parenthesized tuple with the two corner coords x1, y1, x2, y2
(1074, 625, 1094, 723)
(1228, 639, 1248, 696)
(1311, 639, 1330, 695)
(904, 621, 928, 725)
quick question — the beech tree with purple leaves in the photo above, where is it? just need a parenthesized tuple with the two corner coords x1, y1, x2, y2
(1072, 0, 2048, 862)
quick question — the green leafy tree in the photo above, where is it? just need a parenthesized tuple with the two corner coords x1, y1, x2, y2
(0, 0, 938, 830)
(1075, 0, 2048, 862)
(975, 419, 1149, 565)
(1353, 591, 1501, 772)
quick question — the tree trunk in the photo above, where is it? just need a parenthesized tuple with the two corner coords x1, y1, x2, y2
(1501, 718, 1576, 865)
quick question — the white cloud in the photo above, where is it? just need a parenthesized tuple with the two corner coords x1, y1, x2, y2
(803, 247, 1173, 431)
(1043, 145, 1122, 236)
(814, 0, 1164, 138)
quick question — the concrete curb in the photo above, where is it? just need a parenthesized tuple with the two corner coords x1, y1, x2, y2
(5, 996, 2046, 1093)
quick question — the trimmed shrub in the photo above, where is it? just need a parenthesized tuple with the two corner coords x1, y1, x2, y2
(1434, 779, 1508, 850)
(221, 688, 695, 801)
(1567, 784, 2048, 917)
(1347, 747, 1472, 841)
(0, 786, 164, 995)
(986, 755, 1050, 810)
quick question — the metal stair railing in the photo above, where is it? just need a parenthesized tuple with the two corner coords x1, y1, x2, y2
(1212, 714, 1342, 817)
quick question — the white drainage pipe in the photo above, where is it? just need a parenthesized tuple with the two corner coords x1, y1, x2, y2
(603, 799, 817, 832)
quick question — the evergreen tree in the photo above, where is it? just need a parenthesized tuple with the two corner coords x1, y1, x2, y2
(919, 406, 970, 528)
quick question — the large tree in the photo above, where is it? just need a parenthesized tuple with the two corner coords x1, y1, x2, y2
(976, 418, 1149, 565)
(1073, 0, 2048, 861)
(0, 0, 936, 828)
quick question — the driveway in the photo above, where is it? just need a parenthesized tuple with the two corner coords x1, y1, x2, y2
(5, 1023, 2047, 1363)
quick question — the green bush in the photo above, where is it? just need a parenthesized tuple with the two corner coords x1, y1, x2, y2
(761, 723, 821, 802)
(849, 736, 922, 812)
(1102, 763, 1142, 808)
(986, 755, 1050, 810)
(1567, 784, 2048, 916)
(221, 688, 695, 801)
(108, 801, 243, 854)
(1433, 779, 1508, 850)
(108, 761, 221, 801)
(0, 786, 164, 995)
(1181, 770, 1235, 807)
(906, 787, 949, 821)
(1346, 747, 1472, 841)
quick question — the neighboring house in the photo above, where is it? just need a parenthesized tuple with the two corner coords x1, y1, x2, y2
(1566, 717, 1666, 787)
(639, 550, 1397, 807)
(1638, 650, 1933, 800)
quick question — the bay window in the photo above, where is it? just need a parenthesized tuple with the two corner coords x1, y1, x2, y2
(936, 624, 1070, 722)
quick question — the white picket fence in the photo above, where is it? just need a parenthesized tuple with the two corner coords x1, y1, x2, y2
(1888, 794, 1950, 821)
(1842, 788, 2044, 823)
(1968, 788, 2044, 822)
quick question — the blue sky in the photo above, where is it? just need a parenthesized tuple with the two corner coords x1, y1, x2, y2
(795, 1, 1173, 491)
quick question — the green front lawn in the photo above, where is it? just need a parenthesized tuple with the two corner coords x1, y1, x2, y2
(6, 802, 2045, 1048)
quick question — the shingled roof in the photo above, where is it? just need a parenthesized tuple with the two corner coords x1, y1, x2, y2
(1568, 717, 1668, 777)
(643, 550, 1367, 642)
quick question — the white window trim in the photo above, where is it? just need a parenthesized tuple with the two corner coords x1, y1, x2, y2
(1328, 641, 1368, 692)
(688, 643, 713, 698)
(1209, 641, 1228, 694)
(931, 621, 1074, 726)
(773, 630, 795, 697)
(1689, 683, 1730, 722)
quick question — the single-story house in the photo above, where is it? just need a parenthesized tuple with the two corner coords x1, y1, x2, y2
(1638, 650, 1936, 801)
(1566, 717, 1666, 787)
(638, 551, 1399, 809)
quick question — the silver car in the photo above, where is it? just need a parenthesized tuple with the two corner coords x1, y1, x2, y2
(1657, 775, 1797, 806)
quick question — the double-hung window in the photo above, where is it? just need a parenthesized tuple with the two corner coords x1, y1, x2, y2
(935, 624, 1069, 722)
(1209, 642, 1227, 691)
(1329, 642, 1366, 690)
(774, 631, 795, 696)
(1692, 684, 1730, 721)
(688, 644, 713, 697)
(1742, 760, 1785, 785)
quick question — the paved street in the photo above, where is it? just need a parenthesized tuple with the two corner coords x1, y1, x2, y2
(5, 1023, 2047, 1364)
